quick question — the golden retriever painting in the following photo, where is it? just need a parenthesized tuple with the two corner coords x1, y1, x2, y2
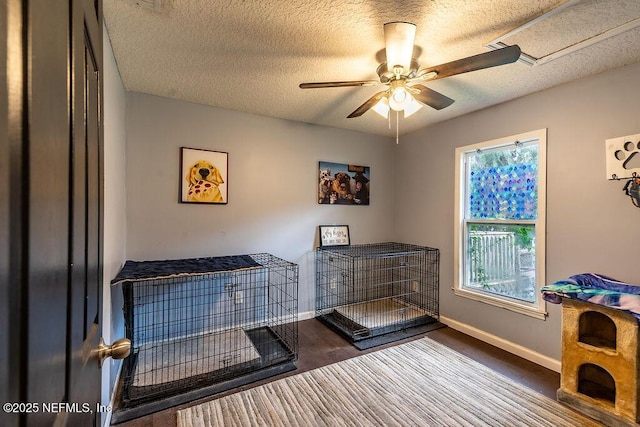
(181, 148, 226, 204)
(185, 159, 225, 203)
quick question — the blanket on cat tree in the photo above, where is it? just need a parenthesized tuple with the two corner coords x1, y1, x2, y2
(541, 273, 640, 319)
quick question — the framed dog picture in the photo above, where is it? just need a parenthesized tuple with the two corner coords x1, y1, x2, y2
(318, 161, 370, 205)
(319, 225, 350, 247)
(180, 147, 228, 204)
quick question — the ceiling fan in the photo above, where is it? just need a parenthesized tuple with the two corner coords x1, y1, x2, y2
(300, 22, 522, 120)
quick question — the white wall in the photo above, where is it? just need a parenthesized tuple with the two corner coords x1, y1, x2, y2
(102, 25, 127, 424)
(394, 61, 640, 361)
(125, 92, 395, 313)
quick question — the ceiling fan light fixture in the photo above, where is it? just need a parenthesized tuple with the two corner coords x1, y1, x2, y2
(403, 96, 424, 118)
(384, 22, 416, 74)
(372, 96, 390, 118)
(389, 86, 409, 111)
(389, 89, 409, 111)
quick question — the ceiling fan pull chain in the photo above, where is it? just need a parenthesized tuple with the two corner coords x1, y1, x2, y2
(396, 110, 400, 144)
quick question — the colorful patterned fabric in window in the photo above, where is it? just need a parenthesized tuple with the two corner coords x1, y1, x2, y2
(469, 163, 538, 220)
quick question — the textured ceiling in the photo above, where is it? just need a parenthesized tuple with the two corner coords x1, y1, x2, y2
(104, 0, 640, 137)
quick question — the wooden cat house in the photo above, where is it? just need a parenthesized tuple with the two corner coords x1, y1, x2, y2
(557, 298, 639, 427)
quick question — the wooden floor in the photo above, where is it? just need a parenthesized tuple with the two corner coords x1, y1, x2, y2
(113, 318, 560, 426)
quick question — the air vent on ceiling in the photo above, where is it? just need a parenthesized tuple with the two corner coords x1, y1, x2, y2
(128, 0, 161, 12)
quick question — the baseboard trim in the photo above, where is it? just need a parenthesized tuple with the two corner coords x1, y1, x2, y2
(104, 360, 124, 426)
(298, 310, 315, 321)
(440, 315, 561, 373)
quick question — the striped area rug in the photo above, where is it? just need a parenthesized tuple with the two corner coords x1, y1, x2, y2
(177, 337, 600, 426)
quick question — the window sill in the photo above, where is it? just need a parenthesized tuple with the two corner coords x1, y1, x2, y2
(452, 287, 548, 320)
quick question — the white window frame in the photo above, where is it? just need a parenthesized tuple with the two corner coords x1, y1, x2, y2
(453, 129, 547, 319)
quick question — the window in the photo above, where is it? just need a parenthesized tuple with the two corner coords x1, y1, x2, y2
(454, 129, 547, 319)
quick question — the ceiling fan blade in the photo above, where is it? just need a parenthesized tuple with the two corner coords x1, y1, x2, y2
(410, 84, 454, 110)
(299, 80, 381, 89)
(347, 90, 388, 118)
(416, 44, 521, 81)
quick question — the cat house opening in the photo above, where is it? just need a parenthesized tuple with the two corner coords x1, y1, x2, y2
(579, 310, 616, 349)
(578, 363, 616, 404)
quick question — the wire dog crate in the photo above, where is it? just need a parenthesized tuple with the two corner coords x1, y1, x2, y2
(316, 243, 439, 348)
(111, 253, 298, 421)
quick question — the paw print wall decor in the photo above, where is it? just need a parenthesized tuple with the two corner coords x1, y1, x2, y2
(606, 133, 640, 180)
(606, 133, 640, 208)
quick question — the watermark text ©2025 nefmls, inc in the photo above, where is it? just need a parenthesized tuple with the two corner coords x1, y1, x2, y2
(3, 402, 112, 414)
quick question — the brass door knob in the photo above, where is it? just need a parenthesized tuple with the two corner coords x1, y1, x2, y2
(95, 337, 131, 367)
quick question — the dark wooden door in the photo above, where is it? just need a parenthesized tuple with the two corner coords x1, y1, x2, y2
(67, 0, 104, 425)
(1, 1, 104, 426)
(0, 1, 12, 425)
